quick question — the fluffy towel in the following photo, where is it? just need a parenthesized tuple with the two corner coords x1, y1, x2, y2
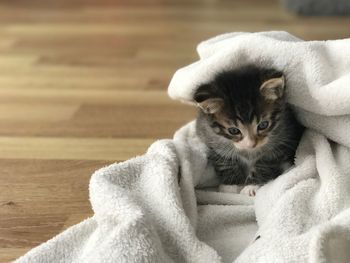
(16, 32, 350, 263)
(15, 126, 256, 263)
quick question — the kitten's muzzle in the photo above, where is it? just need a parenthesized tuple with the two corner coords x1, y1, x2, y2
(234, 137, 257, 149)
(234, 136, 268, 151)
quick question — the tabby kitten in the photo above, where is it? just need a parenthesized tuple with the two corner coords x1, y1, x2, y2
(194, 66, 303, 196)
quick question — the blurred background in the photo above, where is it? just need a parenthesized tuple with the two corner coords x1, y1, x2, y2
(0, 0, 350, 261)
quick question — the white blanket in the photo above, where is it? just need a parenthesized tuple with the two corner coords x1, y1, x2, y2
(15, 32, 350, 263)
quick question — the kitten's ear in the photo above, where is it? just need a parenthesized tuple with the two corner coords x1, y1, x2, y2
(194, 84, 224, 114)
(260, 76, 285, 101)
(197, 98, 224, 114)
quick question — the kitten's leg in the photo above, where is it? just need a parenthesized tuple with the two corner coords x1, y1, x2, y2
(218, 184, 243, 193)
(240, 185, 260, 196)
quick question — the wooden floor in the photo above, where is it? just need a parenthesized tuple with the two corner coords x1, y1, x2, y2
(0, 0, 349, 261)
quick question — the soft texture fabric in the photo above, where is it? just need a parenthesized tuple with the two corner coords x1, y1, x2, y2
(16, 32, 350, 263)
(15, 124, 256, 263)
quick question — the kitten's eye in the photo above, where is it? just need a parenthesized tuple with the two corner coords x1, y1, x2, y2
(228, 127, 241, 135)
(257, 121, 269, 131)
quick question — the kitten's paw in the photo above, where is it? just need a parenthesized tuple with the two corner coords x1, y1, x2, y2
(240, 185, 260, 196)
(218, 184, 241, 193)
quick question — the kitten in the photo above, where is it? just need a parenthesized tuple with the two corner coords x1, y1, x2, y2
(194, 66, 303, 196)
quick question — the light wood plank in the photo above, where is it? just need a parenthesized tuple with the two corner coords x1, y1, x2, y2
(0, 137, 154, 160)
(0, 103, 79, 121)
(0, 89, 177, 105)
(0, 248, 31, 263)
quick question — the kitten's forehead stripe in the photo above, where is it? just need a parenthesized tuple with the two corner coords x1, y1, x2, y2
(249, 112, 255, 123)
(248, 102, 256, 123)
(234, 113, 243, 125)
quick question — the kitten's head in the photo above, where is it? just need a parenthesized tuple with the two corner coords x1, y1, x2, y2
(194, 66, 285, 152)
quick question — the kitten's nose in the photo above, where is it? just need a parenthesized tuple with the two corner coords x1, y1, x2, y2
(246, 139, 257, 148)
(242, 137, 257, 149)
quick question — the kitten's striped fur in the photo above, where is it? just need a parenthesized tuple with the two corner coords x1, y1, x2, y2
(195, 66, 303, 187)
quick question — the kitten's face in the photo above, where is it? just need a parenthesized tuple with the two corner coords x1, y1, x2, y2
(194, 67, 285, 152)
(211, 108, 274, 151)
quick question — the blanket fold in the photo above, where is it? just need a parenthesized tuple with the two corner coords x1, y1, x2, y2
(15, 32, 350, 263)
